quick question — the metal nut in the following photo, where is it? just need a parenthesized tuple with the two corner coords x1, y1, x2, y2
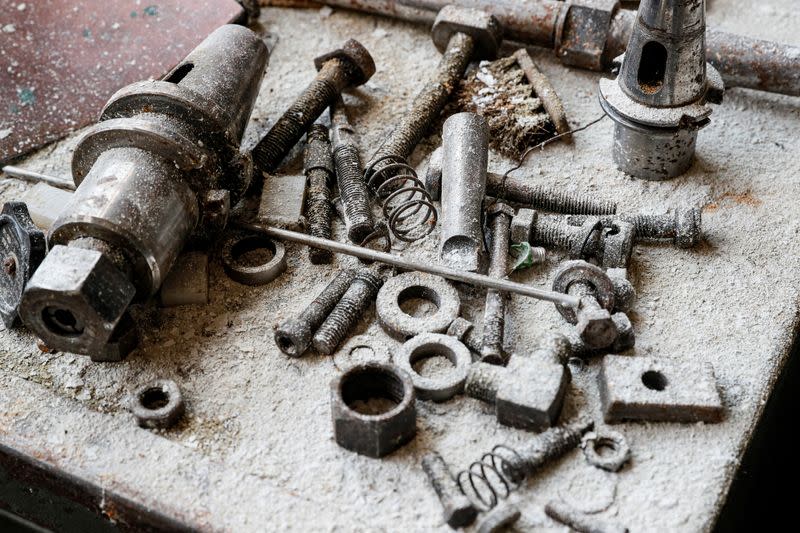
(394, 333, 472, 402)
(376, 272, 460, 340)
(130, 379, 185, 429)
(221, 231, 287, 286)
(330, 362, 416, 457)
(581, 429, 631, 472)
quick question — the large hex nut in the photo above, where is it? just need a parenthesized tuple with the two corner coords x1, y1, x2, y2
(394, 333, 472, 402)
(432, 5, 503, 60)
(554, 0, 619, 71)
(331, 362, 416, 458)
(19, 245, 135, 355)
(376, 272, 460, 340)
(314, 39, 376, 86)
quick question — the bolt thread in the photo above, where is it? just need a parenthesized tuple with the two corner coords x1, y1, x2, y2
(305, 125, 335, 264)
(333, 144, 374, 243)
(312, 268, 384, 354)
(533, 217, 581, 249)
(626, 213, 674, 239)
(253, 61, 350, 173)
(465, 362, 505, 403)
(489, 176, 617, 215)
(274, 269, 357, 357)
(366, 32, 474, 182)
(482, 213, 511, 362)
(505, 419, 593, 482)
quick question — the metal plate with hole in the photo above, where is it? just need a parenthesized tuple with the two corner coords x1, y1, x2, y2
(598, 355, 724, 424)
(394, 333, 472, 402)
(552, 260, 615, 324)
(130, 379, 185, 429)
(581, 429, 631, 472)
(222, 231, 287, 286)
(376, 272, 460, 339)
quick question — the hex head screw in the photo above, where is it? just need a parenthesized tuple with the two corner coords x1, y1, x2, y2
(422, 452, 478, 528)
(252, 39, 376, 174)
(304, 124, 336, 264)
(565, 208, 702, 248)
(481, 203, 514, 364)
(312, 267, 385, 354)
(274, 269, 357, 357)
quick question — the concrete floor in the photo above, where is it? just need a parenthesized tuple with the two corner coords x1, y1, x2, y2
(1, 1, 799, 531)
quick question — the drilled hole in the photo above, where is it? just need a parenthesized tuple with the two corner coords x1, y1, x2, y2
(231, 236, 276, 267)
(398, 285, 440, 318)
(139, 387, 170, 410)
(637, 41, 668, 94)
(341, 367, 405, 415)
(41, 306, 85, 337)
(642, 370, 668, 391)
(164, 62, 194, 84)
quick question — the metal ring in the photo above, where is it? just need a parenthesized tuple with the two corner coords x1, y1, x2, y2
(394, 333, 471, 401)
(333, 335, 392, 371)
(581, 429, 631, 472)
(130, 379, 185, 429)
(552, 260, 615, 323)
(222, 230, 287, 286)
(376, 272, 460, 339)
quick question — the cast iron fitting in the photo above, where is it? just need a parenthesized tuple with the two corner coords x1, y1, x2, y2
(598, 0, 724, 180)
(19, 25, 268, 356)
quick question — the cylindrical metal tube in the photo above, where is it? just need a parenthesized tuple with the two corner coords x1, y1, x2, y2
(481, 209, 512, 363)
(439, 112, 488, 273)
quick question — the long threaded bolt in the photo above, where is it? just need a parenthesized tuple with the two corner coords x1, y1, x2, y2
(330, 96, 374, 244)
(502, 418, 593, 484)
(487, 172, 617, 215)
(545, 500, 629, 533)
(481, 203, 514, 364)
(564, 207, 702, 248)
(274, 269, 357, 357)
(422, 452, 477, 528)
(312, 267, 385, 354)
(532, 216, 601, 256)
(304, 124, 336, 264)
(252, 40, 375, 174)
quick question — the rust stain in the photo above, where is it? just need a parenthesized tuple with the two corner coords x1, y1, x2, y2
(704, 191, 763, 212)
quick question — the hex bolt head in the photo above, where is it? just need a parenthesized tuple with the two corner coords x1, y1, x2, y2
(313, 39, 376, 87)
(432, 5, 503, 60)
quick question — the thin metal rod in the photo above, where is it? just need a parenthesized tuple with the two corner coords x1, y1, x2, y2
(236, 221, 580, 308)
(1, 165, 76, 191)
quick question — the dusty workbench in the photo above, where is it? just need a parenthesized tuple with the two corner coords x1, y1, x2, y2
(1, 1, 799, 531)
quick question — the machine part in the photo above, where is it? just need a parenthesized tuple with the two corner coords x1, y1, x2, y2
(509, 242, 546, 271)
(552, 260, 618, 350)
(606, 268, 635, 313)
(476, 503, 521, 533)
(566, 208, 702, 248)
(513, 48, 570, 140)
(447, 317, 482, 356)
(581, 429, 630, 472)
(221, 231, 287, 286)
(599, 221, 635, 270)
(158, 252, 209, 307)
(274, 269, 357, 357)
(330, 362, 416, 458)
(312, 267, 386, 355)
(598, 0, 724, 180)
(18, 25, 268, 357)
(333, 335, 392, 371)
(534, 216, 604, 257)
(426, 157, 616, 215)
(20, 183, 73, 231)
(257, 174, 308, 231)
(319, 0, 800, 97)
(439, 113, 489, 272)
(394, 333, 472, 401)
(330, 96, 374, 244)
(365, 6, 502, 188)
(465, 350, 570, 431)
(252, 39, 375, 173)
(510, 208, 537, 246)
(599, 354, 724, 423)
(130, 379, 185, 429)
(236, 222, 582, 308)
(0, 0, 245, 163)
(545, 500, 629, 533)
(422, 452, 477, 528)
(567, 312, 635, 358)
(376, 272, 460, 340)
(456, 419, 593, 511)
(92, 313, 140, 363)
(2, 166, 76, 191)
(365, 156, 437, 243)
(304, 124, 336, 264)
(0, 203, 46, 328)
(480, 202, 515, 364)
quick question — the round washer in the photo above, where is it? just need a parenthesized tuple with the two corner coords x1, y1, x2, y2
(581, 429, 631, 472)
(376, 272, 460, 339)
(222, 230, 287, 286)
(552, 260, 615, 324)
(130, 379, 185, 429)
(394, 333, 471, 402)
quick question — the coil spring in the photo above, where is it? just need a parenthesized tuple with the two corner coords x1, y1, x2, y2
(364, 155, 437, 243)
(456, 445, 526, 512)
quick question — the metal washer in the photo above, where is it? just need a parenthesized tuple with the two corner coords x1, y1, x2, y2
(376, 272, 460, 339)
(394, 333, 472, 402)
(222, 230, 287, 286)
(552, 260, 615, 324)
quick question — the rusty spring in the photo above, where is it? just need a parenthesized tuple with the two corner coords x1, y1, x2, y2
(364, 155, 437, 243)
(456, 444, 526, 512)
